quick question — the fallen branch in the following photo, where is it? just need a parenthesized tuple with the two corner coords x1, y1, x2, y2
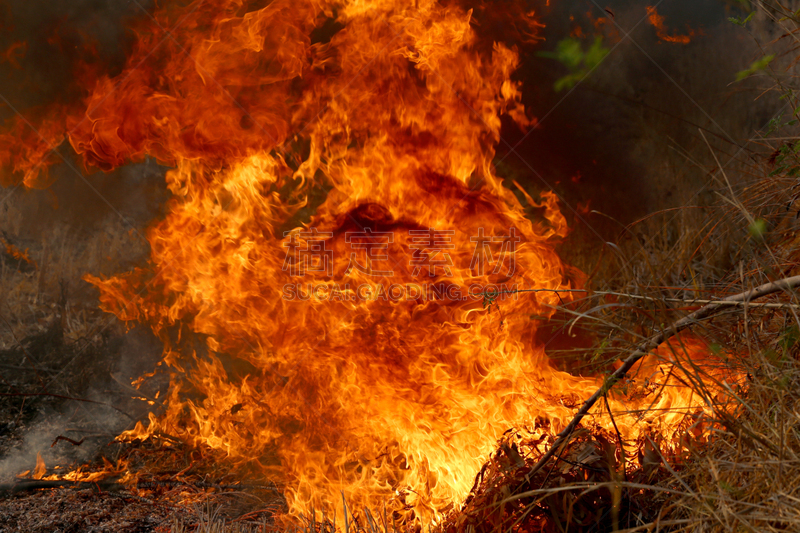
(483, 288, 800, 309)
(524, 274, 800, 482)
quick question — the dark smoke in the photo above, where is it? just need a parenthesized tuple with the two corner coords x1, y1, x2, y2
(0, 0, 168, 235)
(501, 0, 776, 241)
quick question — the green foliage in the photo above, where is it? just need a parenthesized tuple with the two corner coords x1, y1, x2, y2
(735, 54, 774, 81)
(538, 36, 610, 92)
(764, 348, 784, 364)
(591, 337, 610, 363)
(779, 9, 800, 22)
(765, 103, 800, 136)
(728, 12, 754, 27)
(482, 287, 499, 312)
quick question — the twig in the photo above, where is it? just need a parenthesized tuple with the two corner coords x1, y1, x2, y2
(136, 479, 281, 492)
(51, 435, 85, 447)
(0, 478, 282, 495)
(109, 372, 162, 405)
(524, 274, 800, 482)
(0, 393, 134, 420)
(614, 294, 800, 309)
(0, 363, 59, 373)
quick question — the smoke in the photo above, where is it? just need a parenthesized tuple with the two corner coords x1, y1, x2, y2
(0, 0, 166, 230)
(0, 0, 153, 117)
(0, 327, 165, 482)
(504, 0, 777, 235)
(0, 400, 121, 483)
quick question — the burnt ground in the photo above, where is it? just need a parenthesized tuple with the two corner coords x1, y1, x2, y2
(0, 291, 285, 532)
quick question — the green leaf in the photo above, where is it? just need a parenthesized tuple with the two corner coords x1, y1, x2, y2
(554, 72, 585, 92)
(538, 38, 583, 69)
(748, 218, 767, 238)
(729, 12, 754, 26)
(539, 36, 610, 92)
(584, 36, 609, 68)
(736, 54, 775, 81)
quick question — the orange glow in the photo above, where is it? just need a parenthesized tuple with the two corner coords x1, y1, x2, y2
(646, 6, 698, 45)
(0, 236, 36, 268)
(1, 0, 731, 526)
(0, 41, 27, 69)
(33, 452, 46, 480)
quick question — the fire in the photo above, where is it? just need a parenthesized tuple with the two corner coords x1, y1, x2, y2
(646, 6, 699, 45)
(1, 0, 731, 526)
(33, 453, 46, 480)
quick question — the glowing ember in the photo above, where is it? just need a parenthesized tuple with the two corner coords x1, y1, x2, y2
(1, 0, 726, 525)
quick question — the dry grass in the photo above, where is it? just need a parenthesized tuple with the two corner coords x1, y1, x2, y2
(0, 187, 149, 349)
(665, 352, 800, 532)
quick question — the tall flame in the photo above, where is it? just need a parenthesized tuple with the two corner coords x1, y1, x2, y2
(1, 0, 723, 524)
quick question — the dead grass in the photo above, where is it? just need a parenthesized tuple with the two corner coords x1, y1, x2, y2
(0, 187, 149, 349)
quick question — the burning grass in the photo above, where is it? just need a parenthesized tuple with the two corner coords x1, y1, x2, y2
(3, 160, 800, 532)
(2, 0, 800, 531)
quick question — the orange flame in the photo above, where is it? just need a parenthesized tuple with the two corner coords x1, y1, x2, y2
(0, 236, 37, 268)
(33, 452, 46, 480)
(1, 0, 730, 525)
(646, 6, 699, 45)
